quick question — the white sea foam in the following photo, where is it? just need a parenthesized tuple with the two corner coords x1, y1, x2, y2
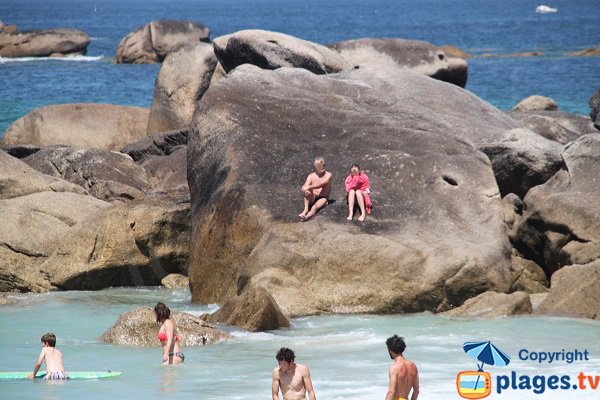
(0, 55, 105, 64)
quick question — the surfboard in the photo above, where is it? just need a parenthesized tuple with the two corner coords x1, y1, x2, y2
(0, 371, 122, 380)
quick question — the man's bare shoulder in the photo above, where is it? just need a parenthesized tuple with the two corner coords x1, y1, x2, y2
(273, 366, 281, 378)
(295, 363, 310, 375)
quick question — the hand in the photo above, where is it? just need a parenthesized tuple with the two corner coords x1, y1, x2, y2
(28, 373, 35, 379)
(301, 185, 308, 193)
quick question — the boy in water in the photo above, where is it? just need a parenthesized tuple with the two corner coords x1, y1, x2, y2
(28, 333, 68, 380)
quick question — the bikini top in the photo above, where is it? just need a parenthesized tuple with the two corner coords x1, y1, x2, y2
(157, 332, 180, 342)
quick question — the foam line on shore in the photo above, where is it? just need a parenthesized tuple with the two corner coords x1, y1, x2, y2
(0, 55, 105, 64)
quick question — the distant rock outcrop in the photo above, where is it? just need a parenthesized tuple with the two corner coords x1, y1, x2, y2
(512, 95, 558, 112)
(566, 48, 600, 57)
(208, 287, 290, 332)
(213, 30, 349, 74)
(147, 42, 217, 134)
(1, 104, 150, 151)
(442, 291, 532, 318)
(161, 273, 189, 289)
(330, 38, 468, 87)
(115, 20, 210, 64)
(100, 307, 230, 346)
(0, 27, 89, 57)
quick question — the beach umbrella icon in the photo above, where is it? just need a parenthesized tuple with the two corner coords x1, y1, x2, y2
(463, 341, 511, 371)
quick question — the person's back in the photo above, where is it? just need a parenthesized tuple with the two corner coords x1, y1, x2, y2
(385, 335, 419, 400)
(389, 358, 418, 399)
(43, 346, 65, 373)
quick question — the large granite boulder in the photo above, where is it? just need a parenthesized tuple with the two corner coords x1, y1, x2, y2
(115, 20, 210, 64)
(512, 95, 559, 112)
(330, 38, 468, 87)
(208, 286, 290, 332)
(22, 146, 150, 202)
(509, 253, 548, 293)
(100, 307, 230, 346)
(0, 28, 89, 57)
(535, 261, 600, 320)
(0, 151, 110, 292)
(147, 42, 218, 134)
(442, 291, 532, 318)
(590, 89, 600, 130)
(42, 192, 191, 290)
(513, 134, 600, 277)
(2, 104, 150, 151)
(161, 273, 189, 289)
(509, 110, 597, 144)
(187, 65, 519, 316)
(213, 29, 350, 74)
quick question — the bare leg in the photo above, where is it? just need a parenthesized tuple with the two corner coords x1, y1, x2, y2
(299, 192, 313, 218)
(356, 190, 366, 221)
(302, 198, 328, 221)
(347, 189, 356, 220)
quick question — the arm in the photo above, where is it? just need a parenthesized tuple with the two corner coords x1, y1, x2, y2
(410, 367, 420, 400)
(163, 320, 174, 363)
(301, 175, 312, 193)
(272, 370, 281, 400)
(28, 349, 45, 379)
(303, 367, 317, 400)
(385, 365, 397, 400)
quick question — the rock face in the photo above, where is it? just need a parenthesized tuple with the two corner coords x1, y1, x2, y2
(2, 104, 150, 151)
(443, 291, 532, 318)
(213, 30, 349, 74)
(0, 28, 89, 57)
(590, 89, 600, 130)
(0, 150, 110, 292)
(479, 128, 563, 198)
(509, 110, 597, 144)
(100, 307, 230, 346)
(42, 192, 191, 290)
(509, 253, 548, 293)
(161, 273, 189, 289)
(513, 134, 600, 277)
(115, 20, 210, 64)
(209, 287, 290, 332)
(187, 65, 520, 316)
(121, 128, 189, 162)
(535, 262, 600, 320)
(512, 95, 558, 112)
(330, 38, 468, 87)
(147, 42, 217, 134)
(22, 146, 150, 202)
(439, 45, 472, 59)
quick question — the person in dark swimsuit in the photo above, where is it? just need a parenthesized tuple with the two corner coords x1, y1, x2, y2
(298, 157, 333, 222)
(154, 302, 185, 365)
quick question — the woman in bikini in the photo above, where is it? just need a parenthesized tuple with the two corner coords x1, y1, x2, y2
(154, 302, 185, 365)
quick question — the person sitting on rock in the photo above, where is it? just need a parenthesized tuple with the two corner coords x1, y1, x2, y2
(299, 157, 333, 221)
(344, 164, 371, 221)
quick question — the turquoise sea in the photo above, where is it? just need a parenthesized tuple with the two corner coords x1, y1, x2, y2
(1, 0, 599, 399)
(1, 288, 599, 400)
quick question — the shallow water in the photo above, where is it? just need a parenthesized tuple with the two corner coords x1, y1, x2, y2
(1, 288, 599, 399)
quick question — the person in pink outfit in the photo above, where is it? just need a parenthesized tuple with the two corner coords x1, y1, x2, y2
(344, 164, 371, 222)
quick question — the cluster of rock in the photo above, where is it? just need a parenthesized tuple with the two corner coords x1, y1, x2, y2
(1, 23, 599, 343)
(0, 22, 90, 58)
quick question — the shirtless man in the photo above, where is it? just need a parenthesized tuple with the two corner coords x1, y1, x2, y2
(28, 333, 67, 380)
(298, 157, 333, 221)
(385, 335, 419, 400)
(272, 347, 316, 400)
